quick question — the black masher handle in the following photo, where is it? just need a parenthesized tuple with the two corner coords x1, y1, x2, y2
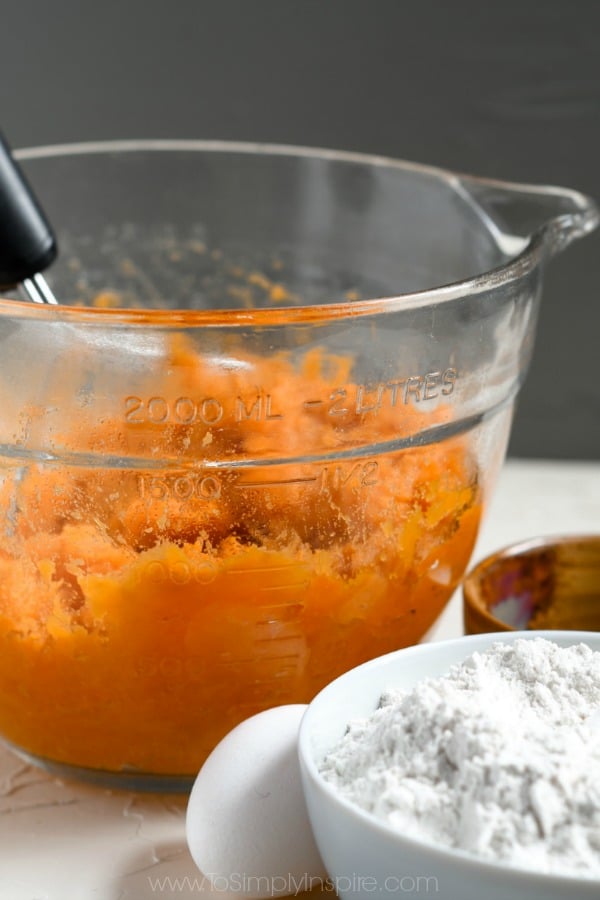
(0, 131, 57, 288)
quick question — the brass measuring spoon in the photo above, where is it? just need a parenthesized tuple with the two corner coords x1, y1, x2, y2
(0, 131, 58, 304)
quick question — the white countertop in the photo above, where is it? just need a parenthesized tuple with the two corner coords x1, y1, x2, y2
(1, 459, 598, 900)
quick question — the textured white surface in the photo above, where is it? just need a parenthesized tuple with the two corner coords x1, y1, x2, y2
(0, 459, 598, 899)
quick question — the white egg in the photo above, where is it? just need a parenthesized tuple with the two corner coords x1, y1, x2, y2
(186, 704, 327, 899)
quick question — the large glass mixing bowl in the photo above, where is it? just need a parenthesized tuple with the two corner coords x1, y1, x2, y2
(0, 141, 596, 789)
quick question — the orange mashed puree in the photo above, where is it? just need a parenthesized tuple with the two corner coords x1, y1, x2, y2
(0, 338, 481, 776)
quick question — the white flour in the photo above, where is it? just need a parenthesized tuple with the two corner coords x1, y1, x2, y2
(320, 638, 600, 877)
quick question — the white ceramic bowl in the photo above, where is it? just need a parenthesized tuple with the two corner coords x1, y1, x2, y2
(298, 631, 600, 900)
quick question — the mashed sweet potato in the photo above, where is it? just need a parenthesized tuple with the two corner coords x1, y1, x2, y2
(0, 338, 481, 775)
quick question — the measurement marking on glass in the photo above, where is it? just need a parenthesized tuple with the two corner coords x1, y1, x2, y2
(257, 601, 303, 610)
(214, 658, 256, 666)
(252, 670, 302, 679)
(253, 634, 304, 644)
(255, 609, 303, 621)
(224, 564, 300, 575)
(258, 582, 309, 592)
(235, 476, 318, 489)
(252, 654, 303, 663)
(255, 604, 303, 624)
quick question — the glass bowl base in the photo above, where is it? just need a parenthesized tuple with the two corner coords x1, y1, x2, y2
(3, 740, 193, 793)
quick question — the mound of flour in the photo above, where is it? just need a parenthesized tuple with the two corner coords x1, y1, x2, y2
(320, 638, 600, 877)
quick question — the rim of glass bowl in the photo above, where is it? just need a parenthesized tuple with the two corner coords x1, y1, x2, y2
(0, 139, 595, 327)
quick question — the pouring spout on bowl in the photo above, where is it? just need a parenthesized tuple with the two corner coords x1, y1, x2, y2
(455, 171, 599, 260)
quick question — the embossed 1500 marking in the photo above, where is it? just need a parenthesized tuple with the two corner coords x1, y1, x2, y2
(135, 461, 378, 504)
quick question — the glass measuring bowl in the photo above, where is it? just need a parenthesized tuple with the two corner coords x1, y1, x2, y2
(0, 141, 596, 789)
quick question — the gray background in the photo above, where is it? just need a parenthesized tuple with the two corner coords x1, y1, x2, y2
(1, 0, 599, 459)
